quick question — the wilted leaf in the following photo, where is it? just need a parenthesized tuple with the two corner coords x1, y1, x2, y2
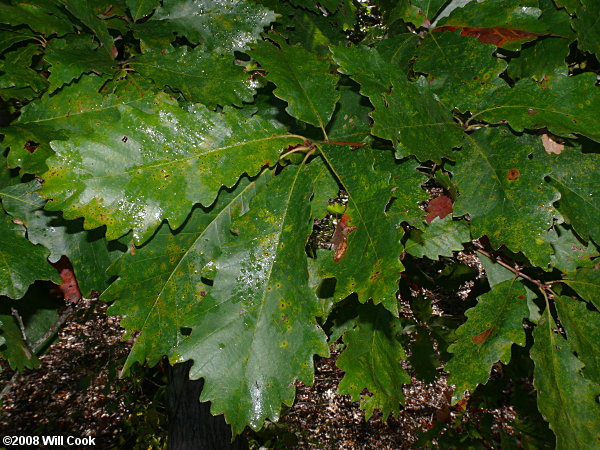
(425, 195, 453, 224)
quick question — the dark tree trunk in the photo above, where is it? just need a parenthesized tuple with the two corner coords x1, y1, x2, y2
(167, 361, 246, 450)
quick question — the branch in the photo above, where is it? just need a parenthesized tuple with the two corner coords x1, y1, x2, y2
(475, 248, 552, 294)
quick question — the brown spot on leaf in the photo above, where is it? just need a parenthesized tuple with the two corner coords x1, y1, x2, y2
(527, 108, 537, 115)
(24, 141, 39, 153)
(370, 271, 381, 281)
(425, 195, 453, 224)
(517, 295, 525, 300)
(507, 169, 520, 180)
(471, 328, 493, 345)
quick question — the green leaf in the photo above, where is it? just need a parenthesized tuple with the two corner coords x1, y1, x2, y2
(305, 156, 339, 219)
(555, 296, 600, 384)
(127, 0, 160, 21)
(530, 307, 600, 450)
(337, 303, 410, 420)
(44, 35, 115, 92)
(41, 96, 302, 243)
(318, 146, 405, 315)
(472, 70, 600, 142)
(132, 46, 255, 107)
(507, 37, 570, 82)
(0, 312, 40, 370)
(176, 165, 328, 435)
(57, 0, 115, 57)
(572, 0, 600, 57)
(104, 173, 269, 373)
(0, 208, 60, 299)
(326, 87, 372, 144)
(0, 1, 73, 36)
(331, 44, 463, 162)
(3, 74, 149, 174)
(0, 181, 123, 296)
(547, 225, 598, 274)
(564, 266, 600, 310)
(446, 279, 529, 401)
(452, 128, 558, 267)
(151, 0, 276, 53)
(414, 31, 507, 111)
(546, 149, 600, 244)
(393, 0, 448, 27)
(0, 44, 48, 100)
(251, 40, 340, 131)
(0, 29, 37, 55)
(405, 216, 470, 260)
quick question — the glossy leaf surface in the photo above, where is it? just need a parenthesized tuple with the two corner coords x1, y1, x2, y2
(104, 174, 269, 373)
(151, 0, 276, 52)
(0, 210, 60, 299)
(331, 44, 463, 162)
(41, 96, 302, 243)
(547, 149, 600, 244)
(176, 165, 328, 435)
(0, 181, 122, 296)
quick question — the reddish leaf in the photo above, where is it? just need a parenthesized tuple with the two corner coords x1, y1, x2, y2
(434, 26, 545, 47)
(425, 195, 453, 224)
(51, 256, 82, 303)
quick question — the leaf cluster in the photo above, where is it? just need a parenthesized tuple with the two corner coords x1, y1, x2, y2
(0, 0, 599, 445)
